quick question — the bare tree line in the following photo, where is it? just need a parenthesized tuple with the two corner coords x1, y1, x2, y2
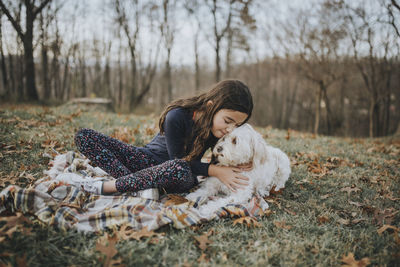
(0, 0, 399, 137)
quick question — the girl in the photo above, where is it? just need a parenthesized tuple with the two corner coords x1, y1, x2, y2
(69, 79, 253, 198)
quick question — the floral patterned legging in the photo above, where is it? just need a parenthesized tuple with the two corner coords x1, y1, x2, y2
(74, 128, 197, 194)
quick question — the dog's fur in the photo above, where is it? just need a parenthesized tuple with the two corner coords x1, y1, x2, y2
(186, 124, 291, 216)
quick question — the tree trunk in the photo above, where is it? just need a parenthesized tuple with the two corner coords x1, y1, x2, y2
(225, 29, 233, 78)
(41, 46, 50, 99)
(8, 55, 15, 99)
(23, 36, 38, 100)
(321, 81, 332, 135)
(369, 95, 377, 137)
(194, 32, 200, 92)
(215, 39, 221, 82)
(314, 87, 322, 135)
(60, 55, 69, 100)
(24, 8, 39, 101)
(166, 47, 172, 102)
(283, 82, 298, 129)
(0, 17, 8, 94)
(17, 52, 24, 100)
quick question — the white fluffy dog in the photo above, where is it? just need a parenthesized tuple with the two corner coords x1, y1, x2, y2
(186, 124, 291, 216)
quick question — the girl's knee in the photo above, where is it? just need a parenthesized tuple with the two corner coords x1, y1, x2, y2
(167, 159, 196, 192)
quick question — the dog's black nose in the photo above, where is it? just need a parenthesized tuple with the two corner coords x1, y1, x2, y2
(216, 146, 223, 153)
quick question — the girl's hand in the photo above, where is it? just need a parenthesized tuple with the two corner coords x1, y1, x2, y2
(208, 165, 249, 192)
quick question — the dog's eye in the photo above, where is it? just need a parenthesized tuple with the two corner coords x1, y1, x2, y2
(232, 137, 237, 145)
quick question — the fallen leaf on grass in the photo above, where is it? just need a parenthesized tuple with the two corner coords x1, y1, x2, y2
(233, 216, 260, 227)
(111, 127, 136, 144)
(317, 216, 330, 224)
(374, 208, 398, 226)
(284, 208, 296, 216)
(377, 224, 400, 235)
(96, 233, 123, 267)
(274, 221, 292, 230)
(197, 253, 209, 263)
(340, 186, 361, 197)
(349, 201, 363, 207)
(285, 129, 291, 140)
(341, 252, 370, 267)
(194, 230, 213, 251)
(16, 254, 28, 267)
(321, 193, 334, 199)
(0, 212, 33, 238)
(41, 139, 63, 150)
(337, 218, 351, 225)
(307, 158, 329, 177)
(117, 225, 162, 241)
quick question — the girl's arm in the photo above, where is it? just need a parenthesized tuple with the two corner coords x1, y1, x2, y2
(208, 164, 250, 192)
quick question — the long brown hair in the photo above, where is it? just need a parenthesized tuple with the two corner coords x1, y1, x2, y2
(159, 79, 253, 161)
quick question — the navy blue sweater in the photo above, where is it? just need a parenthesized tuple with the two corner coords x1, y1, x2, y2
(139, 108, 218, 176)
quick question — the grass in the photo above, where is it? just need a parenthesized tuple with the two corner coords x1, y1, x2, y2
(0, 103, 399, 266)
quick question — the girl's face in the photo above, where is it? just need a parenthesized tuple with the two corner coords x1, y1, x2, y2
(211, 109, 248, 138)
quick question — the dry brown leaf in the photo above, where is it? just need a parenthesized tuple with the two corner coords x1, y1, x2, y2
(95, 233, 123, 267)
(341, 252, 370, 267)
(15, 255, 28, 267)
(317, 216, 330, 224)
(0, 212, 33, 238)
(263, 209, 273, 217)
(194, 231, 213, 251)
(377, 224, 400, 235)
(340, 186, 361, 197)
(349, 201, 363, 207)
(321, 193, 334, 199)
(338, 218, 351, 225)
(127, 226, 159, 241)
(164, 194, 189, 206)
(284, 208, 297, 216)
(197, 253, 209, 263)
(274, 221, 292, 230)
(111, 127, 136, 144)
(374, 208, 399, 226)
(233, 216, 260, 227)
(285, 129, 291, 140)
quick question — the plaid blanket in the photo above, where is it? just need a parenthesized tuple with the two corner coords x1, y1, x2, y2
(0, 152, 269, 232)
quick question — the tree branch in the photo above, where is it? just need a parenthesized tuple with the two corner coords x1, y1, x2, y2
(392, 0, 400, 11)
(33, 0, 52, 17)
(0, 0, 24, 39)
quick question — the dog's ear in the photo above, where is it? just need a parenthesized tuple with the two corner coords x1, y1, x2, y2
(251, 133, 268, 165)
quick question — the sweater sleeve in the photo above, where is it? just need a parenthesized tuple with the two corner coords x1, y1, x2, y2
(189, 160, 210, 176)
(163, 109, 187, 160)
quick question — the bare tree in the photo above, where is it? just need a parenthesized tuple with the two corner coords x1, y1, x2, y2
(0, 0, 52, 101)
(343, 1, 397, 137)
(183, 0, 202, 91)
(279, 4, 346, 135)
(39, 3, 60, 100)
(114, 0, 160, 111)
(0, 11, 9, 97)
(160, 0, 177, 103)
(208, 0, 233, 82)
(225, 0, 256, 78)
(386, 0, 400, 37)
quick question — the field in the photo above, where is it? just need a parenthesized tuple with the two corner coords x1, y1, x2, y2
(0, 103, 399, 266)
